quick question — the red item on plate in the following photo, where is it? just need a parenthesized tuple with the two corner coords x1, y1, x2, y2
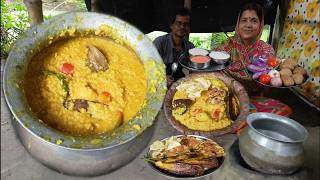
(60, 63, 74, 76)
(259, 74, 271, 84)
(190, 56, 210, 63)
(101, 91, 112, 103)
(266, 58, 278, 68)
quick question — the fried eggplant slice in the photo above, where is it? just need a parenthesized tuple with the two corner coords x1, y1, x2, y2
(172, 99, 194, 115)
(228, 93, 240, 120)
(154, 161, 205, 176)
(63, 99, 89, 112)
(173, 99, 194, 109)
(183, 158, 219, 170)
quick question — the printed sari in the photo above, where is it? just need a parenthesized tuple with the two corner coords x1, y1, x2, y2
(277, 0, 319, 109)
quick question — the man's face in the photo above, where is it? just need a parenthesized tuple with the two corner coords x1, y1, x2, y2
(171, 15, 190, 38)
(238, 10, 260, 42)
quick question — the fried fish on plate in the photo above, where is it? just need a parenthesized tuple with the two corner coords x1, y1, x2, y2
(146, 135, 225, 177)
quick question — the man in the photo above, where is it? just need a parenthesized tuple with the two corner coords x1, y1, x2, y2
(153, 8, 194, 86)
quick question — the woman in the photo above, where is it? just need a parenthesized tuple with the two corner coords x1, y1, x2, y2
(217, 3, 275, 95)
(220, 3, 293, 135)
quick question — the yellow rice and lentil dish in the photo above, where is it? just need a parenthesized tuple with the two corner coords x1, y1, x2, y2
(24, 36, 147, 136)
(172, 77, 240, 131)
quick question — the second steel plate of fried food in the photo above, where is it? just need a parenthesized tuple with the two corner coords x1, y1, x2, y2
(145, 135, 225, 178)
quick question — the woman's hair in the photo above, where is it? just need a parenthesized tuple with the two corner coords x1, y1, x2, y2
(239, 2, 264, 22)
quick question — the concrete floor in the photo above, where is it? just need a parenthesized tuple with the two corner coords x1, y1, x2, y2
(1, 90, 319, 180)
(1, 60, 319, 180)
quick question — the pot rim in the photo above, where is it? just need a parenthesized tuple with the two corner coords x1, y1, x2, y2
(247, 112, 308, 143)
(8, 113, 140, 152)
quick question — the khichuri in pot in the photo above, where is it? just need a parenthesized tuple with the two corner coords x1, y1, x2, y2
(24, 35, 147, 136)
(3, 12, 166, 176)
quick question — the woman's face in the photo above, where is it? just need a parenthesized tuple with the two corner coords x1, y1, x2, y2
(238, 10, 261, 43)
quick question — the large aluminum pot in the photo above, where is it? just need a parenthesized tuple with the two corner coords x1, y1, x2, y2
(3, 12, 166, 176)
(239, 113, 308, 175)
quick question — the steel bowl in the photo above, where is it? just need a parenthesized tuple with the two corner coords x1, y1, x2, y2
(209, 51, 230, 65)
(188, 48, 209, 56)
(189, 55, 211, 69)
(239, 113, 308, 175)
(3, 12, 166, 176)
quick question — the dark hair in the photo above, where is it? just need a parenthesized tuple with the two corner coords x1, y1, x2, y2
(170, 8, 191, 25)
(239, 2, 264, 22)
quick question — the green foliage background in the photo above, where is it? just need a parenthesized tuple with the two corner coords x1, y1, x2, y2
(189, 32, 230, 50)
(1, 1, 270, 59)
(1, 0, 29, 58)
(0, 0, 86, 59)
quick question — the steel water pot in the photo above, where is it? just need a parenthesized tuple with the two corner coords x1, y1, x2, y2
(239, 112, 308, 175)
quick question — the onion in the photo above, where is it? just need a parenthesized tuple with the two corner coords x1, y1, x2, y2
(268, 70, 280, 78)
(270, 77, 283, 87)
